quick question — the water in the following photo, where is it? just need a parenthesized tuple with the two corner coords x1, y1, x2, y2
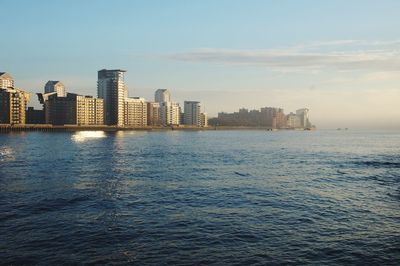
(0, 130, 399, 265)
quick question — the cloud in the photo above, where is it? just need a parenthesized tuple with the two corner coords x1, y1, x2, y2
(167, 40, 400, 72)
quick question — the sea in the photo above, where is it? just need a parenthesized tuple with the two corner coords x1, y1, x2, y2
(0, 130, 399, 265)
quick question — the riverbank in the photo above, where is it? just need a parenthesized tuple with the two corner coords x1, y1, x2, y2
(0, 124, 314, 132)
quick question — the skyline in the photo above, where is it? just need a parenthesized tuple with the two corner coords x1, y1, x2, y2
(2, 0, 400, 129)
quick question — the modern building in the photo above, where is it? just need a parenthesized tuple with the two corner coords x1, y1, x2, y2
(26, 107, 45, 124)
(76, 96, 104, 125)
(44, 81, 65, 96)
(200, 112, 208, 127)
(97, 69, 127, 126)
(184, 101, 201, 126)
(155, 89, 171, 103)
(0, 88, 30, 125)
(0, 73, 30, 125)
(0, 72, 14, 89)
(160, 101, 180, 126)
(124, 97, 147, 127)
(287, 112, 301, 128)
(147, 102, 161, 126)
(296, 108, 311, 128)
(45, 93, 103, 125)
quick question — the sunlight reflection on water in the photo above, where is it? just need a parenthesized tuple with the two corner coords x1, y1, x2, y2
(72, 131, 106, 142)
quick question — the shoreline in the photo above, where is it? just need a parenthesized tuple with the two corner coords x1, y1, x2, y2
(0, 124, 315, 132)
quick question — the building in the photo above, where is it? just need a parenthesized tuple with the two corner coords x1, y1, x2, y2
(44, 81, 65, 96)
(286, 112, 301, 128)
(0, 73, 30, 125)
(0, 88, 30, 125)
(97, 69, 127, 126)
(147, 102, 161, 126)
(184, 101, 201, 126)
(160, 101, 180, 126)
(45, 93, 103, 125)
(200, 112, 208, 127)
(155, 89, 171, 103)
(124, 97, 147, 127)
(0, 72, 14, 89)
(76, 96, 104, 125)
(296, 108, 311, 128)
(26, 107, 45, 124)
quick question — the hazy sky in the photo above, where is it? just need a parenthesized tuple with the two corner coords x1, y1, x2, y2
(2, 0, 400, 129)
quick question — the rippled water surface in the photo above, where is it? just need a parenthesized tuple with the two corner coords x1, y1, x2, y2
(1, 130, 399, 265)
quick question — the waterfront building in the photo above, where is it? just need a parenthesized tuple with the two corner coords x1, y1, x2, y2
(97, 69, 127, 126)
(155, 89, 171, 103)
(160, 101, 180, 126)
(147, 102, 161, 126)
(286, 112, 301, 128)
(184, 101, 201, 126)
(0, 73, 30, 125)
(0, 72, 14, 89)
(296, 108, 311, 128)
(201, 112, 208, 127)
(44, 81, 65, 97)
(45, 93, 103, 125)
(26, 107, 45, 124)
(76, 96, 104, 125)
(0, 88, 30, 125)
(124, 97, 147, 127)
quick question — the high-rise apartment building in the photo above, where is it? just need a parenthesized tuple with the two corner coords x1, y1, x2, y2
(124, 97, 147, 127)
(160, 101, 180, 126)
(286, 112, 301, 128)
(184, 101, 201, 126)
(147, 102, 161, 126)
(296, 108, 311, 128)
(0, 72, 30, 125)
(155, 89, 171, 103)
(0, 72, 14, 89)
(44, 81, 65, 97)
(97, 69, 127, 126)
(76, 96, 104, 125)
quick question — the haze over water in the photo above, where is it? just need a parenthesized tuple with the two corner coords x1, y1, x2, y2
(1, 130, 399, 265)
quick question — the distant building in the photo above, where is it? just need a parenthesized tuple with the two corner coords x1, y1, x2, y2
(26, 107, 45, 124)
(97, 69, 127, 126)
(184, 101, 201, 126)
(45, 93, 103, 125)
(0, 73, 30, 125)
(155, 89, 171, 103)
(160, 101, 180, 126)
(124, 97, 147, 127)
(0, 72, 14, 89)
(44, 81, 65, 97)
(286, 112, 301, 128)
(200, 112, 208, 127)
(147, 102, 161, 126)
(296, 108, 311, 128)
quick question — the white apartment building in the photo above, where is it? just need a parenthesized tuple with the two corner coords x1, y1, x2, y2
(124, 97, 147, 127)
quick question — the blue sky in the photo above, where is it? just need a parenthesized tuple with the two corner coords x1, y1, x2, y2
(2, 0, 400, 128)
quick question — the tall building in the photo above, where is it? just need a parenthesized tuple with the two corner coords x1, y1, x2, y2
(160, 101, 180, 126)
(296, 108, 311, 128)
(184, 101, 201, 126)
(45, 93, 104, 125)
(0, 72, 14, 89)
(200, 112, 208, 127)
(155, 89, 171, 103)
(44, 81, 65, 96)
(124, 97, 147, 127)
(287, 112, 301, 128)
(0, 73, 30, 125)
(147, 102, 161, 126)
(97, 69, 127, 126)
(0, 88, 30, 125)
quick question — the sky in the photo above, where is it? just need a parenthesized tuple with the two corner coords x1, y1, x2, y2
(1, 0, 400, 129)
